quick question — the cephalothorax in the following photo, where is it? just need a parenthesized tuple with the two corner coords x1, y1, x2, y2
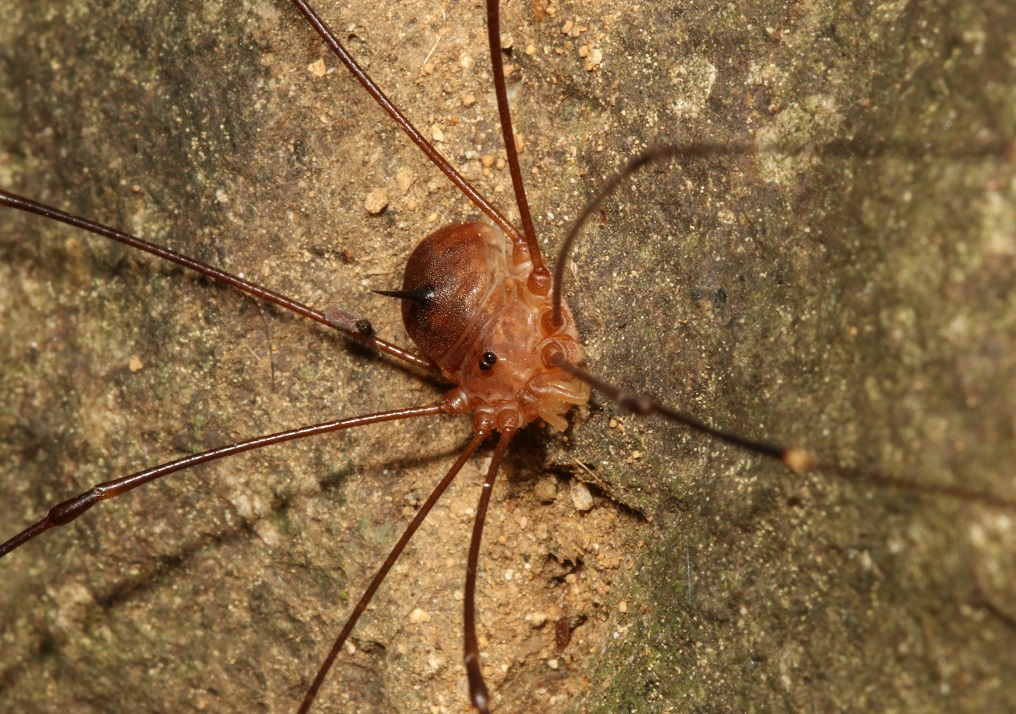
(389, 221, 588, 432)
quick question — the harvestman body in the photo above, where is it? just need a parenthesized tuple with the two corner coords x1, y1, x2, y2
(0, 1, 814, 710)
(2, 0, 1016, 711)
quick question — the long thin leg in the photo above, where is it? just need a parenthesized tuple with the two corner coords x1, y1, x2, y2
(0, 405, 446, 558)
(548, 140, 1006, 324)
(483, 0, 548, 292)
(0, 189, 433, 371)
(553, 353, 1016, 509)
(298, 427, 493, 714)
(551, 352, 808, 468)
(550, 144, 748, 326)
(288, 0, 523, 246)
(464, 428, 515, 714)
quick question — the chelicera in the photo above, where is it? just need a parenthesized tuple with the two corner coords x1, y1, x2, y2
(1, 1, 1016, 714)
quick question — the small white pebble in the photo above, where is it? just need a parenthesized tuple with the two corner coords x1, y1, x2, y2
(571, 480, 594, 511)
(254, 520, 280, 548)
(860, 550, 874, 570)
(535, 475, 558, 503)
(364, 187, 388, 215)
(409, 608, 431, 624)
(307, 58, 326, 77)
(396, 167, 415, 192)
(232, 492, 253, 520)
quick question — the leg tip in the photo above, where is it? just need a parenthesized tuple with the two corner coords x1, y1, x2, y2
(783, 448, 815, 473)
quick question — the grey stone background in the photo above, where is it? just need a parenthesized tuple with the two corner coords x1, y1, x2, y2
(1, 0, 1014, 712)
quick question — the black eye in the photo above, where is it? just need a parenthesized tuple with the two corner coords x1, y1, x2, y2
(479, 351, 497, 370)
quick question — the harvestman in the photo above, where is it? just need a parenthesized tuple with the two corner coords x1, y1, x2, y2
(2, 0, 1016, 711)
